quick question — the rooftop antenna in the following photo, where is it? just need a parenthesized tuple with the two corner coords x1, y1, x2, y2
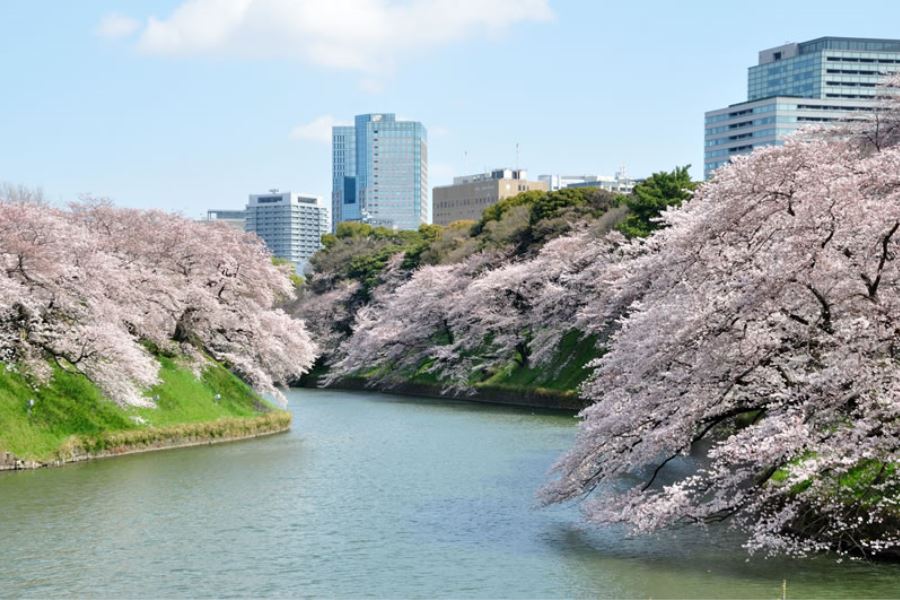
(269, 188, 279, 194)
(515, 142, 520, 171)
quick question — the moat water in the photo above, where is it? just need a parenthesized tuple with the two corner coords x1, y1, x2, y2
(1, 388, 899, 598)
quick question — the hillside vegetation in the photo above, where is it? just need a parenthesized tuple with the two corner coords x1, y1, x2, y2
(294, 169, 692, 397)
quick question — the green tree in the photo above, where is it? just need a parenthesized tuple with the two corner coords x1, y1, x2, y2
(617, 165, 696, 238)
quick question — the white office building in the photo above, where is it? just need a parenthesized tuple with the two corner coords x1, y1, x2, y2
(539, 168, 638, 194)
(245, 191, 330, 272)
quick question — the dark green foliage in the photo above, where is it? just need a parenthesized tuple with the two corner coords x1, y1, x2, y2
(529, 187, 612, 225)
(475, 190, 545, 233)
(528, 188, 618, 247)
(309, 222, 433, 298)
(468, 187, 620, 256)
(616, 165, 697, 238)
(399, 223, 443, 270)
(415, 221, 479, 265)
(479, 331, 601, 393)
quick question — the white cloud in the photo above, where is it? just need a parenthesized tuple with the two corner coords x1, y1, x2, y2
(95, 13, 141, 39)
(290, 115, 349, 143)
(110, 0, 553, 73)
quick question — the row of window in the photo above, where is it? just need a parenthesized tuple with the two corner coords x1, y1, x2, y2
(706, 140, 769, 159)
(826, 68, 889, 75)
(825, 80, 878, 87)
(825, 93, 876, 98)
(826, 55, 900, 63)
(706, 128, 782, 147)
(798, 106, 871, 114)
(706, 103, 796, 123)
(706, 115, 788, 135)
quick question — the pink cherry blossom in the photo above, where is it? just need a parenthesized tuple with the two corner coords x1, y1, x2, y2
(0, 196, 317, 407)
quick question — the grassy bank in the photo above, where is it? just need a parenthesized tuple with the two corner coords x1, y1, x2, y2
(304, 331, 601, 411)
(474, 331, 599, 395)
(0, 356, 288, 463)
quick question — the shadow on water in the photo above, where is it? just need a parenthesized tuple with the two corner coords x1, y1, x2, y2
(539, 502, 900, 598)
(313, 386, 580, 418)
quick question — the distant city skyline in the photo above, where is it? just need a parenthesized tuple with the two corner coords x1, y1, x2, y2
(4, 1, 900, 217)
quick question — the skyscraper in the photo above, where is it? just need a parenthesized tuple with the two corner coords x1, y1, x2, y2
(704, 37, 900, 179)
(245, 191, 330, 272)
(332, 113, 428, 231)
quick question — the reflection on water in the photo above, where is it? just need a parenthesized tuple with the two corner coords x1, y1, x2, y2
(1, 388, 898, 598)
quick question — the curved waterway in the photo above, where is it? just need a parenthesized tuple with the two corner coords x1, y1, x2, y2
(1, 388, 899, 598)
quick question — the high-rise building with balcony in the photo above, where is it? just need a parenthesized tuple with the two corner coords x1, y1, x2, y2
(331, 113, 428, 231)
(245, 191, 330, 272)
(704, 37, 900, 179)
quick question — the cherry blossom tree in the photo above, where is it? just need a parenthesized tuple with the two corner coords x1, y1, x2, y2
(428, 231, 628, 386)
(0, 195, 317, 407)
(324, 252, 497, 388)
(292, 279, 362, 359)
(319, 222, 641, 393)
(542, 93, 900, 557)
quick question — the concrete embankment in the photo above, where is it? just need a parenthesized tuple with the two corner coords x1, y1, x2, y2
(0, 412, 291, 472)
(305, 377, 590, 412)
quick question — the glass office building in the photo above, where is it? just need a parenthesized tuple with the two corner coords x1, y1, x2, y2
(705, 37, 900, 179)
(331, 125, 357, 230)
(332, 113, 428, 232)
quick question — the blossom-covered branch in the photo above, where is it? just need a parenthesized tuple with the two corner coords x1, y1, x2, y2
(0, 197, 317, 406)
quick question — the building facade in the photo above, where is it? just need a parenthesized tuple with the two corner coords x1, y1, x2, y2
(433, 169, 546, 225)
(331, 125, 357, 229)
(705, 37, 900, 179)
(539, 169, 638, 194)
(245, 191, 330, 271)
(204, 209, 247, 230)
(331, 113, 428, 232)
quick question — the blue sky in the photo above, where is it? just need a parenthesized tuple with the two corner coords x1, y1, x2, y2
(2, 0, 899, 218)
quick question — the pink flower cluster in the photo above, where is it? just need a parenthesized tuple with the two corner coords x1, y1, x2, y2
(0, 195, 316, 407)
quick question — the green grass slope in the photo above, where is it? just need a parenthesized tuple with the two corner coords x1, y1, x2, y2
(477, 331, 600, 395)
(0, 356, 281, 462)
